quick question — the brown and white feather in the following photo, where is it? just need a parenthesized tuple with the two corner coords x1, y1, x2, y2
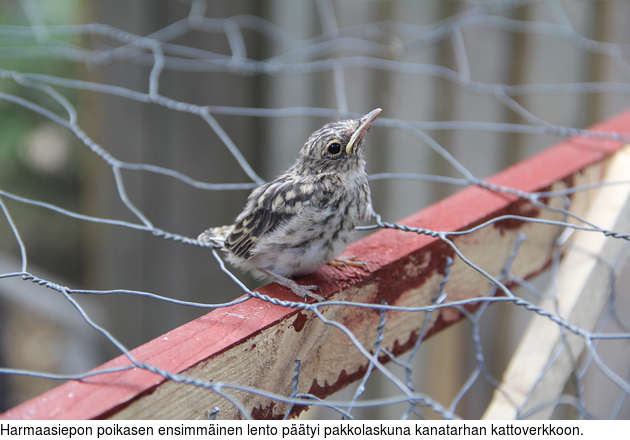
(198, 108, 381, 300)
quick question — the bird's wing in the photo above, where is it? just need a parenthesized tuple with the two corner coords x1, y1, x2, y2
(225, 174, 342, 260)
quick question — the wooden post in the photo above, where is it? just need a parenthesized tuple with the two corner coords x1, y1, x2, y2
(483, 146, 630, 420)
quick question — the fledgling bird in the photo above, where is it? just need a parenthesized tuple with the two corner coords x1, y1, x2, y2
(198, 108, 381, 301)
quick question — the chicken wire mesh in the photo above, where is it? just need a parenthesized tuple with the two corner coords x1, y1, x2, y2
(1, 0, 630, 420)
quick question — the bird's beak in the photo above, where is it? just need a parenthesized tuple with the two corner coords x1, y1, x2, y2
(346, 108, 382, 154)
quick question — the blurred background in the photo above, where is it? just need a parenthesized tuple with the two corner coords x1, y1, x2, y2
(1, 0, 629, 418)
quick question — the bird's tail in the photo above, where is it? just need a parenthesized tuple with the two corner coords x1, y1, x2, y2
(197, 225, 233, 247)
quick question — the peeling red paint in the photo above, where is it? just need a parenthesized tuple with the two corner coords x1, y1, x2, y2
(368, 241, 455, 305)
(290, 312, 308, 332)
(562, 174, 576, 197)
(250, 401, 283, 420)
(308, 366, 369, 400)
(486, 198, 541, 235)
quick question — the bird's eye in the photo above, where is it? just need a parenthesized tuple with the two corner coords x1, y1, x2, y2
(327, 142, 342, 155)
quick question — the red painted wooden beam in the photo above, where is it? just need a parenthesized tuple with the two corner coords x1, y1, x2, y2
(2, 109, 629, 420)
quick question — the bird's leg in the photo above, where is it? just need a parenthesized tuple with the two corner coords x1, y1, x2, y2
(261, 269, 325, 302)
(328, 255, 370, 271)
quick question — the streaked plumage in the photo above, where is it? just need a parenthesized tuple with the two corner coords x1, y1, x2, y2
(199, 108, 381, 301)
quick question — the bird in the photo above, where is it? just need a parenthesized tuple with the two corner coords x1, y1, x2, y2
(198, 108, 381, 301)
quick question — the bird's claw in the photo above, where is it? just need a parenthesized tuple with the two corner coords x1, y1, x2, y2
(293, 284, 325, 302)
(291, 284, 326, 302)
(261, 269, 326, 302)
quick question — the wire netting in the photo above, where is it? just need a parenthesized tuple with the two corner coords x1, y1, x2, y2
(1, 0, 630, 419)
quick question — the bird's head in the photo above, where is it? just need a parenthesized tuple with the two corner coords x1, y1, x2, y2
(296, 108, 381, 174)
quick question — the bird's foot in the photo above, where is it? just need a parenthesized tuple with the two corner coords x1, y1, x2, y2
(329, 255, 370, 271)
(290, 283, 325, 302)
(261, 269, 325, 302)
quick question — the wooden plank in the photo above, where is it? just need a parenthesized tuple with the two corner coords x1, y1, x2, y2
(2, 109, 630, 420)
(483, 145, 630, 420)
